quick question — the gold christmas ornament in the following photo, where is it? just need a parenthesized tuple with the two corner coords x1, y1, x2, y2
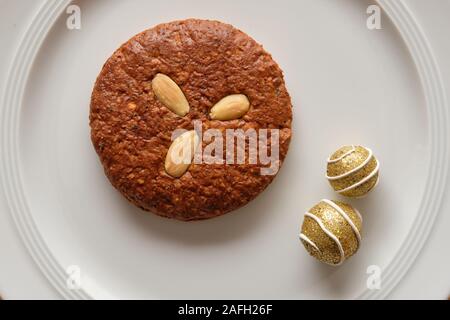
(326, 145, 379, 198)
(299, 199, 362, 266)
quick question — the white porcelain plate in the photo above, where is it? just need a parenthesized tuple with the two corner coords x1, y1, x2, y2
(1, 0, 448, 299)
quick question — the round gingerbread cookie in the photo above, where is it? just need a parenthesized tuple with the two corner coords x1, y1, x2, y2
(90, 19, 293, 221)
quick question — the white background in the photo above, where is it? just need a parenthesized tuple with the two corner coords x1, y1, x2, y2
(0, 0, 449, 299)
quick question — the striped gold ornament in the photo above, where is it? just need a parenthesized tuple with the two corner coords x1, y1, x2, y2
(299, 199, 362, 266)
(326, 145, 379, 198)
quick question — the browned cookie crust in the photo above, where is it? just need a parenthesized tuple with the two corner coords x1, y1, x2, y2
(90, 19, 292, 221)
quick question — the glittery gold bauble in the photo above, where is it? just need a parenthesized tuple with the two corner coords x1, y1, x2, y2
(326, 145, 379, 198)
(299, 199, 362, 266)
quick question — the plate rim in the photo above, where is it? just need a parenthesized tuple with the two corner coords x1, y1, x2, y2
(1, 0, 448, 300)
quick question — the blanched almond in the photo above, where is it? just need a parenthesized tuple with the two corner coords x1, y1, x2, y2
(152, 73, 189, 116)
(164, 130, 199, 178)
(210, 94, 250, 120)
